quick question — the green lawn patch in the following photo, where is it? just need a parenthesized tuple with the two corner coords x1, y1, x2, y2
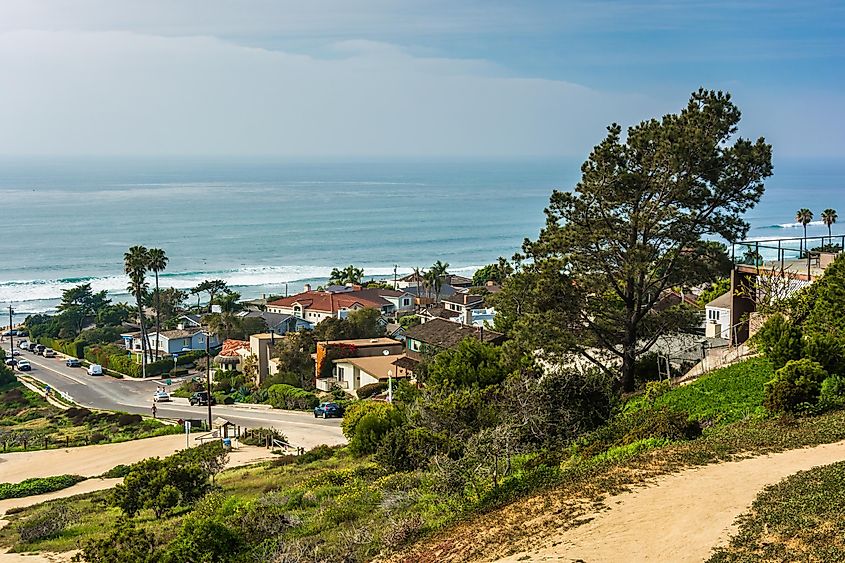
(708, 459, 845, 562)
(628, 357, 773, 426)
(0, 475, 86, 500)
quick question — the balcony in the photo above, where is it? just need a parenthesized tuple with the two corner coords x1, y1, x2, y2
(316, 378, 348, 392)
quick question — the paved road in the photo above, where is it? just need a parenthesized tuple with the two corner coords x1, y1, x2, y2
(10, 347, 344, 448)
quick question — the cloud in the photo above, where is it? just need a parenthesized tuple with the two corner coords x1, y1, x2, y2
(0, 30, 659, 157)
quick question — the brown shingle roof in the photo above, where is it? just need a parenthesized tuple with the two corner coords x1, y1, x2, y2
(404, 318, 504, 349)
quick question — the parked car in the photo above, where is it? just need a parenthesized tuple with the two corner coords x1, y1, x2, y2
(313, 402, 343, 419)
(18, 340, 30, 350)
(87, 364, 103, 376)
(189, 391, 216, 406)
(17, 331, 27, 337)
(4, 358, 17, 366)
(66, 358, 81, 368)
(16, 359, 31, 371)
(43, 348, 56, 358)
(153, 390, 171, 403)
(34, 344, 46, 355)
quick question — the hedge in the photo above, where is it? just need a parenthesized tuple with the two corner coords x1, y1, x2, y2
(36, 337, 84, 359)
(266, 384, 320, 410)
(0, 475, 86, 500)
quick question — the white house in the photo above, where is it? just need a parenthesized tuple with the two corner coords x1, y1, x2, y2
(704, 291, 732, 340)
(331, 353, 409, 397)
(266, 285, 405, 324)
(121, 327, 221, 357)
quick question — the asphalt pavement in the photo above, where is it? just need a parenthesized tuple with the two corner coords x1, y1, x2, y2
(8, 345, 344, 447)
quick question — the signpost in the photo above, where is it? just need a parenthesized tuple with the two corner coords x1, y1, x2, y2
(184, 420, 191, 448)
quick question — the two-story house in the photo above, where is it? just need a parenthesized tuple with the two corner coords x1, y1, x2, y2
(403, 318, 505, 359)
(266, 285, 411, 324)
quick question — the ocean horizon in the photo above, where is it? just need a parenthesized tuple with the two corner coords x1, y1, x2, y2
(3, 155, 843, 324)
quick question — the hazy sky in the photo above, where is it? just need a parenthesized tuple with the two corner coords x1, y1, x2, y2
(1, 1, 842, 158)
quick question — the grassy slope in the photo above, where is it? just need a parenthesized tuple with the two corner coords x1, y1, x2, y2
(627, 357, 773, 426)
(709, 460, 845, 562)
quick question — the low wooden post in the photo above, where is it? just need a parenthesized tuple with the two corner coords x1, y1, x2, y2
(44, 437, 48, 450)
(65, 436, 69, 448)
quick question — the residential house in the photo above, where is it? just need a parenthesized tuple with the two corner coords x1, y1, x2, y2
(441, 293, 485, 316)
(331, 353, 411, 397)
(404, 318, 505, 360)
(177, 314, 202, 328)
(313, 337, 405, 392)
(236, 310, 310, 334)
(214, 339, 251, 372)
(417, 305, 461, 324)
(122, 327, 221, 357)
(266, 284, 405, 324)
(212, 332, 285, 386)
(704, 291, 732, 340)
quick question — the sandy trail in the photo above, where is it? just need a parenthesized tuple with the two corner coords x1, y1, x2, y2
(496, 439, 845, 563)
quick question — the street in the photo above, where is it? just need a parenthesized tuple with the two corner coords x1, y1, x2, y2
(10, 347, 345, 449)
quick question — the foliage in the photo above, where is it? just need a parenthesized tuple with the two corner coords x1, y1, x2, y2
(0, 475, 85, 500)
(628, 358, 774, 426)
(698, 277, 731, 307)
(76, 517, 162, 563)
(357, 381, 388, 399)
(17, 503, 75, 544)
(752, 313, 804, 371)
(239, 427, 287, 447)
(342, 401, 402, 454)
(511, 90, 772, 390)
(112, 445, 219, 517)
(162, 514, 242, 563)
(426, 337, 507, 388)
(399, 314, 421, 329)
(267, 331, 315, 389)
(313, 308, 386, 343)
(472, 257, 513, 287)
(803, 333, 845, 377)
(329, 265, 365, 285)
(802, 255, 845, 336)
(266, 384, 319, 410)
(763, 359, 829, 414)
(709, 460, 845, 562)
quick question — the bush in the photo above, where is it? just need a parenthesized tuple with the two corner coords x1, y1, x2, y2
(763, 359, 829, 414)
(17, 503, 75, 543)
(240, 427, 287, 447)
(0, 475, 86, 500)
(266, 384, 319, 410)
(341, 401, 402, 454)
(117, 413, 143, 427)
(803, 334, 845, 377)
(112, 452, 212, 517)
(819, 375, 845, 410)
(357, 381, 388, 399)
(427, 337, 507, 388)
(102, 464, 132, 478)
(752, 314, 803, 371)
(78, 517, 161, 563)
(576, 407, 701, 458)
(162, 515, 242, 563)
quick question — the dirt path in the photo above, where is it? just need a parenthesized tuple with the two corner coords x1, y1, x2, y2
(496, 439, 845, 563)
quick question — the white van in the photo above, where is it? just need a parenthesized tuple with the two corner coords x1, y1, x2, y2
(18, 340, 30, 350)
(87, 364, 103, 376)
(43, 348, 56, 358)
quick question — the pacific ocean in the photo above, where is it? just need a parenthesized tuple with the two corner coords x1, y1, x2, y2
(1, 156, 842, 323)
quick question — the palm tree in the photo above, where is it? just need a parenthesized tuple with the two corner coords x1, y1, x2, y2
(423, 269, 438, 302)
(329, 265, 364, 285)
(124, 245, 150, 372)
(429, 260, 450, 303)
(796, 208, 814, 254)
(822, 208, 838, 240)
(146, 248, 168, 360)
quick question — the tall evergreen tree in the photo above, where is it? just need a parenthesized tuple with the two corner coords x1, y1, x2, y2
(515, 89, 772, 391)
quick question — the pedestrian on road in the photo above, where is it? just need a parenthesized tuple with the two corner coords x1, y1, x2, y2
(151, 403, 157, 419)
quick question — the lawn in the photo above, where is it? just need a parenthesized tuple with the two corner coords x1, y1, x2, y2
(708, 459, 845, 562)
(627, 357, 774, 426)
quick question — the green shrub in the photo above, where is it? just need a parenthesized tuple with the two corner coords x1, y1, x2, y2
(77, 517, 161, 563)
(102, 464, 132, 478)
(752, 314, 803, 370)
(0, 475, 86, 500)
(819, 375, 845, 410)
(17, 503, 75, 543)
(803, 334, 845, 377)
(357, 381, 388, 399)
(266, 384, 319, 410)
(163, 515, 242, 563)
(296, 444, 341, 464)
(576, 407, 701, 458)
(341, 400, 402, 454)
(764, 359, 829, 414)
(117, 413, 142, 427)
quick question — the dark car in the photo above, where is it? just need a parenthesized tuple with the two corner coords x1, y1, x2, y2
(189, 391, 216, 406)
(66, 358, 81, 368)
(313, 402, 343, 419)
(4, 358, 17, 367)
(34, 344, 46, 355)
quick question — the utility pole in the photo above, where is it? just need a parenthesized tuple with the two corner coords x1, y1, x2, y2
(205, 327, 212, 430)
(393, 264, 398, 290)
(8, 306, 14, 360)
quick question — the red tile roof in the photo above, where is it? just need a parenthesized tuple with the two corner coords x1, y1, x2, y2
(219, 339, 250, 357)
(267, 288, 392, 313)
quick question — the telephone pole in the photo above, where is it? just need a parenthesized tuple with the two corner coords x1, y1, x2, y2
(8, 306, 14, 360)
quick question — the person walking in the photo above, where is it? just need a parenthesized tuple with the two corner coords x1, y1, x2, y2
(151, 402, 158, 419)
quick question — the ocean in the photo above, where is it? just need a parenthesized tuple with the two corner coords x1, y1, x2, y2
(1, 156, 842, 324)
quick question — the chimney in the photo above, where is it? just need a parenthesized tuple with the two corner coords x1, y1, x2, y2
(486, 280, 495, 287)
(177, 322, 184, 331)
(463, 307, 472, 326)
(304, 283, 312, 292)
(352, 284, 362, 291)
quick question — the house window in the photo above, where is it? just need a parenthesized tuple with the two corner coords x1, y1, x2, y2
(708, 309, 719, 321)
(337, 366, 345, 381)
(409, 339, 420, 352)
(402, 298, 410, 307)
(294, 305, 303, 319)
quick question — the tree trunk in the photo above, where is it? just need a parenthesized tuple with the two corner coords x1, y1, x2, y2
(136, 294, 148, 376)
(154, 271, 160, 361)
(620, 324, 637, 392)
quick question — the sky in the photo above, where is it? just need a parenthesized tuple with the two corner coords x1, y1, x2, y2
(0, 0, 842, 158)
